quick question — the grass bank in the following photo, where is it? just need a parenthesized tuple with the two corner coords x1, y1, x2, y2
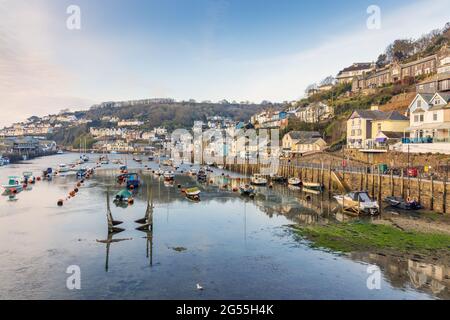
(292, 221, 450, 254)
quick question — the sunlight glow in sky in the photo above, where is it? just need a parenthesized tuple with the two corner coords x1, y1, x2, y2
(0, 0, 449, 126)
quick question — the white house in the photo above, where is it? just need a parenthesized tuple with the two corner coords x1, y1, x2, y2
(404, 92, 450, 154)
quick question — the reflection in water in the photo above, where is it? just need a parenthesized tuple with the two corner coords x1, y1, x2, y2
(351, 252, 450, 299)
(96, 190, 130, 272)
(1, 153, 449, 299)
(135, 185, 154, 267)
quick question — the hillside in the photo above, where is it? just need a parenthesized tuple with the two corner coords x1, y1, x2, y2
(48, 101, 276, 147)
(77, 101, 274, 130)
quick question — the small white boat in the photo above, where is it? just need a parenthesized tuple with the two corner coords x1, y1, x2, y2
(334, 191, 379, 216)
(302, 182, 323, 192)
(58, 164, 70, 173)
(110, 151, 118, 154)
(163, 171, 175, 181)
(288, 177, 301, 186)
(57, 150, 64, 154)
(251, 174, 268, 186)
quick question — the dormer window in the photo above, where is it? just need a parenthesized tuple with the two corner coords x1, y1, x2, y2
(435, 99, 441, 105)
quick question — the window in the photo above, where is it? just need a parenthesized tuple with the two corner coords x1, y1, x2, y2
(414, 115, 419, 122)
(377, 123, 382, 132)
(420, 114, 424, 122)
(417, 100, 422, 108)
(433, 113, 438, 121)
(435, 99, 441, 105)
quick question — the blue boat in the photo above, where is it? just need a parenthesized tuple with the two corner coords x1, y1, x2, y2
(117, 173, 141, 189)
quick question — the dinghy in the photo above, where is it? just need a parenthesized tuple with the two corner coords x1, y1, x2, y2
(384, 196, 421, 210)
(288, 177, 301, 186)
(251, 174, 268, 186)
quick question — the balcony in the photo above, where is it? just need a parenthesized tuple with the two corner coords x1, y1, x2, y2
(403, 137, 450, 144)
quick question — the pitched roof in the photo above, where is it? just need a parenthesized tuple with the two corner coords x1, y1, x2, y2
(378, 131, 404, 139)
(337, 63, 373, 76)
(295, 137, 326, 145)
(286, 131, 321, 140)
(351, 110, 408, 121)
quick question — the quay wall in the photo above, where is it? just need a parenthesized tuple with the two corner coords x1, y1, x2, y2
(224, 162, 450, 215)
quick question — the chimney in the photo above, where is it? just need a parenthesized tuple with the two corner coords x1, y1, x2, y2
(371, 105, 379, 111)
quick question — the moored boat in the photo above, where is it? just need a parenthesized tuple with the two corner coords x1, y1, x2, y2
(2, 176, 23, 195)
(240, 184, 256, 197)
(250, 174, 268, 186)
(384, 196, 421, 210)
(334, 191, 379, 216)
(22, 172, 35, 184)
(185, 187, 201, 201)
(163, 171, 175, 181)
(302, 182, 323, 192)
(288, 177, 301, 186)
(58, 164, 70, 173)
(113, 189, 133, 204)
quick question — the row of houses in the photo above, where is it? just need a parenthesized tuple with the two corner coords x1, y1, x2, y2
(350, 46, 450, 93)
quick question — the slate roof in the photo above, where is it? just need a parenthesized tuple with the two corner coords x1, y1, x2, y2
(337, 63, 373, 76)
(351, 110, 408, 121)
(287, 131, 321, 140)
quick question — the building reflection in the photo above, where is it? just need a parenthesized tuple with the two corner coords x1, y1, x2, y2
(351, 252, 450, 299)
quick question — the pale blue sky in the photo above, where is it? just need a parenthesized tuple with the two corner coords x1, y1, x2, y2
(0, 0, 449, 126)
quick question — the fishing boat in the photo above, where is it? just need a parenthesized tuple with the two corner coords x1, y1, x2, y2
(119, 165, 128, 172)
(239, 184, 256, 197)
(185, 187, 201, 201)
(154, 169, 164, 176)
(334, 191, 379, 216)
(113, 189, 133, 204)
(133, 157, 143, 163)
(302, 182, 323, 192)
(162, 159, 173, 167)
(250, 174, 268, 186)
(148, 155, 154, 161)
(288, 177, 302, 186)
(384, 196, 421, 210)
(2, 176, 23, 194)
(163, 171, 175, 181)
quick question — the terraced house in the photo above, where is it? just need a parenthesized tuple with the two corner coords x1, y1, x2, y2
(352, 46, 450, 92)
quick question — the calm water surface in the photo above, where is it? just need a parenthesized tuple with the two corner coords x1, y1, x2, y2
(0, 153, 447, 300)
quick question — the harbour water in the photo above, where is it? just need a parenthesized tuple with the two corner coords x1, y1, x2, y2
(0, 153, 448, 300)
